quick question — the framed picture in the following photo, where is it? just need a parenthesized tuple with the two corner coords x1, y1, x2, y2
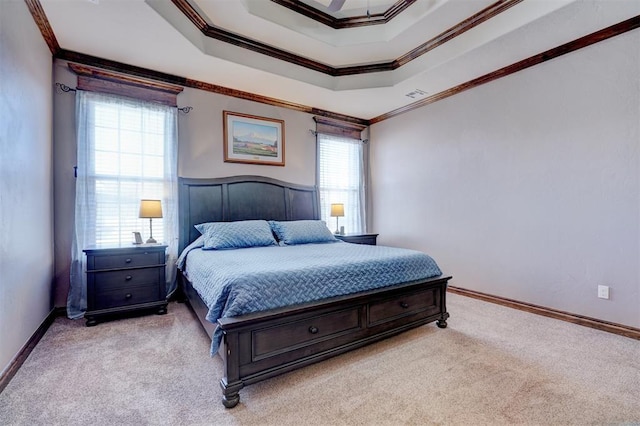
(223, 111, 285, 166)
(132, 232, 143, 245)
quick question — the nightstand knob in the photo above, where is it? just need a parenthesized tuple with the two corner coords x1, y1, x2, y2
(125, 258, 132, 263)
(125, 275, 132, 281)
(400, 302, 409, 309)
(125, 293, 132, 299)
(308, 326, 319, 334)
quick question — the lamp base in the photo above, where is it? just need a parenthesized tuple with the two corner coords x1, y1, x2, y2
(146, 237, 157, 244)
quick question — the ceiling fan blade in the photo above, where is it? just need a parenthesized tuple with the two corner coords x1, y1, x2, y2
(327, 0, 346, 12)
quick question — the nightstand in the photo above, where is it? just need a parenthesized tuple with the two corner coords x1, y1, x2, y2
(335, 233, 378, 245)
(83, 244, 168, 326)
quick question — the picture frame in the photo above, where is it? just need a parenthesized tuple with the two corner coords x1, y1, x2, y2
(132, 232, 143, 245)
(223, 111, 285, 166)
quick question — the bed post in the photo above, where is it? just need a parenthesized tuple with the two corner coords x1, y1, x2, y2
(219, 329, 243, 408)
(436, 282, 449, 328)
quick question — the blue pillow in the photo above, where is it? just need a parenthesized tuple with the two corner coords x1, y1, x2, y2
(194, 220, 277, 250)
(269, 220, 338, 245)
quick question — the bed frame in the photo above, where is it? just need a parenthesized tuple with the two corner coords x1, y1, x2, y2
(178, 175, 451, 408)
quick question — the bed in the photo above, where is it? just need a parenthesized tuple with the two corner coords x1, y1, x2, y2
(177, 175, 451, 408)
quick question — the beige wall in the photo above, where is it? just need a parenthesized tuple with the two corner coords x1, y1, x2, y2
(370, 30, 640, 328)
(175, 84, 317, 182)
(0, 0, 54, 375)
(52, 62, 318, 306)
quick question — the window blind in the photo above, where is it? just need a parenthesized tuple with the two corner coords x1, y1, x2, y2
(317, 133, 365, 234)
(69, 90, 178, 319)
(89, 99, 168, 245)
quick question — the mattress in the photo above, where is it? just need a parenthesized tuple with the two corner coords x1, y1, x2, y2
(180, 241, 442, 353)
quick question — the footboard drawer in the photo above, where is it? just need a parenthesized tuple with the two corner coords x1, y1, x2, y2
(368, 287, 440, 327)
(252, 307, 363, 359)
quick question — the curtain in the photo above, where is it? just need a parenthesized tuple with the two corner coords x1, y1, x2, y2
(68, 91, 178, 319)
(317, 133, 366, 234)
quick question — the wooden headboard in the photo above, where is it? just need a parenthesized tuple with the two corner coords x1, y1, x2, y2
(178, 175, 320, 251)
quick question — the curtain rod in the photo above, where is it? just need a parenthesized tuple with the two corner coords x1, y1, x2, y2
(54, 83, 193, 113)
(55, 82, 76, 93)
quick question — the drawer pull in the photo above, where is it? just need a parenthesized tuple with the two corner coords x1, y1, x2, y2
(125, 293, 132, 299)
(400, 302, 409, 309)
(308, 326, 319, 334)
(125, 275, 132, 281)
(125, 258, 132, 263)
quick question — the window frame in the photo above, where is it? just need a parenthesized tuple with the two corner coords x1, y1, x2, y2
(314, 116, 368, 235)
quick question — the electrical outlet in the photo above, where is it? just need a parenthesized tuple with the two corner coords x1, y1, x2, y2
(597, 285, 610, 300)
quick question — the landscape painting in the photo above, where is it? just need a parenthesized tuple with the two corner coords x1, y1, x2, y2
(223, 111, 285, 166)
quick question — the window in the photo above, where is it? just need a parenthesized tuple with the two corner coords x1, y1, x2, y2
(87, 96, 171, 245)
(69, 90, 178, 318)
(317, 133, 365, 234)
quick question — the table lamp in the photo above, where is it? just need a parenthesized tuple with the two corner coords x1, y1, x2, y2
(330, 203, 344, 235)
(139, 199, 162, 244)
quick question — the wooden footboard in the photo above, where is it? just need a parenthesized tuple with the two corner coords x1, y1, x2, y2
(181, 273, 451, 408)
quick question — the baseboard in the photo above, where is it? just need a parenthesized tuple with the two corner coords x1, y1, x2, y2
(0, 306, 66, 394)
(448, 286, 640, 340)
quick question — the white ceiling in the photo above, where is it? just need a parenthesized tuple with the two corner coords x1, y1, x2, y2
(40, 0, 640, 120)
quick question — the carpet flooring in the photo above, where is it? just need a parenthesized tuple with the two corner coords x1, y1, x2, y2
(0, 293, 638, 425)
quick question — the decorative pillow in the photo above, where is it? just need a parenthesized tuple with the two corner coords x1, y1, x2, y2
(269, 220, 338, 245)
(194, 220, 277, 250)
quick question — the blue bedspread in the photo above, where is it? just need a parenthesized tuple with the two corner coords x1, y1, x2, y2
(181, 241, 442, 354)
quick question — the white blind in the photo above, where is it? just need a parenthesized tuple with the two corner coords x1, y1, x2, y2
(317, 133, 364, 234)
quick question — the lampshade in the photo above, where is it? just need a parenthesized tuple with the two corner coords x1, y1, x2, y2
(139, 199, 163, 219)
(330, 203, 344, 217)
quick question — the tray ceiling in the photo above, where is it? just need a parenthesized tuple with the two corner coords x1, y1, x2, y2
(39, 0, 640, 120)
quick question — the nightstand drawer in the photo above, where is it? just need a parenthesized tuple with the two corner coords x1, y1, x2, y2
(91, 251, 164, 270)
(92, 267, 164, 291)
(93, 284, 162, 310)
(368, 288, 440, 326)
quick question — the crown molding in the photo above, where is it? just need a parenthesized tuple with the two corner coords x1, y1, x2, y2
(371, 15, 640, 124)
(25, 0, 639, 126)
(171, 0, 522, 77)
(269, 0, 416, 29)
(24, 0, 60, 55)
(56, 49, 369, 126)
